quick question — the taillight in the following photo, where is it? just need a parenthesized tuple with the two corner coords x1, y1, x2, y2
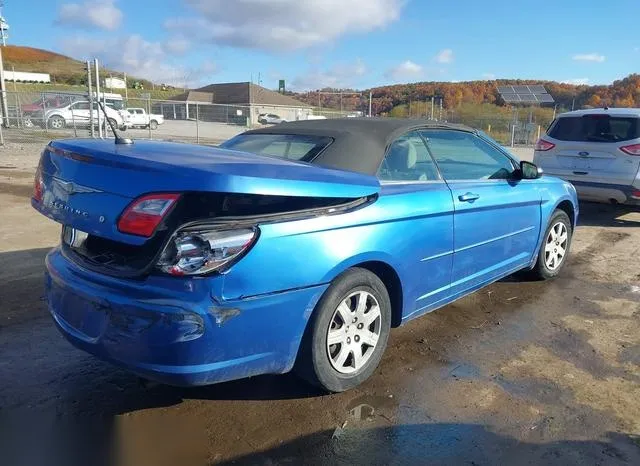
(117, 193, 180, 237)
(157, 228, 258, 276)
(620, 144, 640, 156)
(534, 139, 555, 151)
(33, 165, 44, 202)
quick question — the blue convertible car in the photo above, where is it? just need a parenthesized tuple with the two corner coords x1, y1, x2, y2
(33, 118, 578, 392)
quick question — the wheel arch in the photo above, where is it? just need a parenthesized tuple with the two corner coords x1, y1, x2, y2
(321, 254, 405, 328)
(555, 199, 576, 228)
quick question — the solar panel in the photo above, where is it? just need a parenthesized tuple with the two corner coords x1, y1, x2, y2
(519, 94, 538, 103)
(535, 93, 555, 103)
(501, 94, 520, 102)
(497, 86, 514, 94)
(528, 85, 546, 93)
(497, 83, 554, 104)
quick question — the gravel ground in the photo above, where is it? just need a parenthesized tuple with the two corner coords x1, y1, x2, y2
(0, 143, 639, 466)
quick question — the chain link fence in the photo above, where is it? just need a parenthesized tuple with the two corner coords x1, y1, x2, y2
(0, 90, 357, 148)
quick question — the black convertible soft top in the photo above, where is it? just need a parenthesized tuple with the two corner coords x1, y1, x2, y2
(243, 118, 475, 175)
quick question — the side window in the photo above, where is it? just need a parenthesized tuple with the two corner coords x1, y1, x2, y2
(420, 130, 515, 181)
(72, 102, 90, 110)
(378, 131, 440, 182)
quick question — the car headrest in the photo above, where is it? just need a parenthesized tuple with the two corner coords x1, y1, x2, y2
(386, 140, 417, 171)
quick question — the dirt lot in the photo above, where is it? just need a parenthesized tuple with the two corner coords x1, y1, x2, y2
(1, 145, 639, 466)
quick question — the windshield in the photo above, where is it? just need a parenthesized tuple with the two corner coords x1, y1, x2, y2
(548, 115, 640, 142)
(220, 133, 333, 161)
(107, 99, 124, 111)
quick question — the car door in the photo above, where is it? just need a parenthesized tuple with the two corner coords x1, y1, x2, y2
(377, 131, 454, 318)
(68, 102, 90, 125)
(419, 129, 541, 295)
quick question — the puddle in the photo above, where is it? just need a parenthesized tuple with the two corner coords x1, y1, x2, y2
(443, 362, 481, 380)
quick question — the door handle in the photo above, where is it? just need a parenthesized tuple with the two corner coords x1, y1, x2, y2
(458, 192, 480, 202)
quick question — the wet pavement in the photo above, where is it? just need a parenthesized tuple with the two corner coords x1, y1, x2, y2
(1, 162, 640, 465)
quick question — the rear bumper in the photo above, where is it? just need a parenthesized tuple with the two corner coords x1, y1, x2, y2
(549, 177, 640, 205)
(45, 247, 327, 386)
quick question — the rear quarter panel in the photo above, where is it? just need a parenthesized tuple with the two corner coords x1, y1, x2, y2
(221, 183, 455, 321)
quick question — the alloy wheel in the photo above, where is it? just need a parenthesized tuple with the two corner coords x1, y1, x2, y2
(544, 221, 568, 271)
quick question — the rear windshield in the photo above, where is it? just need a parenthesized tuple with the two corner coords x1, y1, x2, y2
(220, 134, 333, 161)
(548, 115, 640, 142)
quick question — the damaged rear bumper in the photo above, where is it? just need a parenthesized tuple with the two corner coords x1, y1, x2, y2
(45, 247, 328, 386)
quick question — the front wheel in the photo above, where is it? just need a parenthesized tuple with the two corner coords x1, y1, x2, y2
(48, 115, 65, 130)
(531, 210, 572, 280)
(295, 268, 391, 392)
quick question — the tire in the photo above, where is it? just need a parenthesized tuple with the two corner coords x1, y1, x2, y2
(149, 120, 158, 130)
(107, 118, 118, 129)
(530, 209, 572, 280)
(295, 267, 391, 392)
(48, 115, 65, 130)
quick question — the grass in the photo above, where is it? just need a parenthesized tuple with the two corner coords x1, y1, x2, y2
(9, 83, 182, 101)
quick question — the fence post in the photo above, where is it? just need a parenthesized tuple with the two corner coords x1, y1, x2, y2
(42, 95, 48, 133)
(14, 93, 20, 128)
(71, 107, 77, 137)
(510, 123, 516, 147)
(196, 104, 200, 144)
(226, 105, 229, 124)
(147, 96, 152, 140)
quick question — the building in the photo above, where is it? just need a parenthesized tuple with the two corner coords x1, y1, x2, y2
(166, 82, 313, 125)
(5, 70, 50, 83)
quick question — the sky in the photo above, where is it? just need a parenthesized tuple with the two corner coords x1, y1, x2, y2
(4, 0, 639, 90)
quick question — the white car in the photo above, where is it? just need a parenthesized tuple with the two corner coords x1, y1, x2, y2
(126, 108, 164, 130)
(44, 101, 129, 131)
(258, 113, 287, 124)
(534, 108, 640, 206)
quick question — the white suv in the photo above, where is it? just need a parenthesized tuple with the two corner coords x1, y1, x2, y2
(44, 101, 129, 131)
(534, 108, 640, 205)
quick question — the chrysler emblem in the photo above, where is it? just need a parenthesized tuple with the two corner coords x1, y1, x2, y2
(52, 177, 102, 195)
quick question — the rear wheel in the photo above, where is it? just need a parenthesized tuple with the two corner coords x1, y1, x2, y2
(149, 120, 158, 130)
(531, 210, 572, 280)
(48, 115, 65, 129)
(295, 268, 391, 392)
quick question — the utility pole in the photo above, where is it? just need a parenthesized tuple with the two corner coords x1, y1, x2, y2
(430, 96, 435, 120)
(124, 72, 128, 102)
(94, 58, 102, 138)
(86, 61, 94, 138)
(368, 91, 372, 117)
(0, 47, 8, 128)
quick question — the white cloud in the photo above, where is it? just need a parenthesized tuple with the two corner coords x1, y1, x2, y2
(166, 0, 404, 52)
(561, 78, 590, 85)
(60, 34, 216, 87)
(481, 73, 496, 80)
(434, 49, 454, 64)
(572, 53, 605, 63)
(164, 37, 191, 56)
(56, 0, 122, 31)
(385, 60, 424, 82)
(291, 59, 367, 90)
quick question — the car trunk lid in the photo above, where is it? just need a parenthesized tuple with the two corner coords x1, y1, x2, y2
(33, 139, 380, 246)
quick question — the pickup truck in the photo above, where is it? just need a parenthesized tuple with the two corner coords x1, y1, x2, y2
(126, 108, 164, 130)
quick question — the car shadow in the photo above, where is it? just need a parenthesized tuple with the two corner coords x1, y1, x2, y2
(577, 201, 640, 228)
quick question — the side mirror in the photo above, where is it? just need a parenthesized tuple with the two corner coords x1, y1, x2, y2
(519, 161, 543, 180)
